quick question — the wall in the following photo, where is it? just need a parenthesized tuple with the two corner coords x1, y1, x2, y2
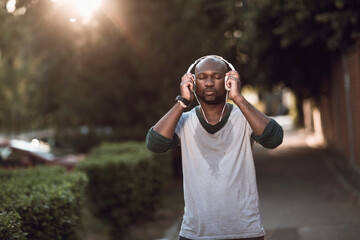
(319, 40, 360, 173)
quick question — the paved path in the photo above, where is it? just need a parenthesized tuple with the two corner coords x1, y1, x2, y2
(162, 129, 360, 240)
(256, 129, 360, 240)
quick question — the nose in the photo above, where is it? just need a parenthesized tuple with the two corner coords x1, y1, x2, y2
(204, 77, 215, 87)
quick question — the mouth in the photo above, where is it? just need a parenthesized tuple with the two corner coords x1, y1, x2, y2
(204, 89, 216, 96)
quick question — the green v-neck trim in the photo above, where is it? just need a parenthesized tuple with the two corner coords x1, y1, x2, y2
(195, 103, 233, 134)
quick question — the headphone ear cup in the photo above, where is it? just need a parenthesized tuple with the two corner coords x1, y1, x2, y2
(192, 74, 196, 92)
(225, 76, 230, 91)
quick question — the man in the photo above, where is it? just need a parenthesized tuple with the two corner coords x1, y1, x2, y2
(146, 56, 283, 240)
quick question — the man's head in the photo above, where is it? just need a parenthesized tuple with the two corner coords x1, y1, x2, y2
(194, 56, 228, 105)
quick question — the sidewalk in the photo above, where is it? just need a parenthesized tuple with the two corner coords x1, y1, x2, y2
(162, 128, 360, 240)
(255, 129, 360, 240)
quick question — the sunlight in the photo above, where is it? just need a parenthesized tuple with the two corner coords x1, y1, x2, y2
(6, 0, 16, 13)
(51, 0, 102, 24)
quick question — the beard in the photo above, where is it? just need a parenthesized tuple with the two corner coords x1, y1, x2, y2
(198, 89, 226, 105)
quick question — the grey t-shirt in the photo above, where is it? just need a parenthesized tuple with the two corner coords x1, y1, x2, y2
(175, 105, 265, 239)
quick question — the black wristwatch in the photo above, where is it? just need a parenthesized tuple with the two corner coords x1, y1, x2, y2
(175, 95, 191, 108)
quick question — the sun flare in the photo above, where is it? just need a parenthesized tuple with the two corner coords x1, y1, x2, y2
(51, 0, 102, 23)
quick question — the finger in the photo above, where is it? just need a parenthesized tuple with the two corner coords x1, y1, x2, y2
(181, 79, 192, 87)
(182, 73, 194, 82)
(189, 82, 195, 92)
(227, 78, 240, 90)
(226, 70, 237, 74)
(186, 79, 194, 88)
(231, 74, 239, 79)
(183, 73, 194, 78)
(226, 71, 239, 79)
(181, 79, 194, 91)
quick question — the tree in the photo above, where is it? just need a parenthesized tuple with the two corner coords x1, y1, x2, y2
(235, 0, 360, 122)
(0, 0, 241, 140)
(0, 0, 34, 132)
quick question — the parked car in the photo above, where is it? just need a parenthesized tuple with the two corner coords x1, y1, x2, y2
(0, 138, 85, 170)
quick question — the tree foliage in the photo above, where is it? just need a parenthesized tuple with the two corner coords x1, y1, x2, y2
(238, 0, 360, 97)
(1, 0, 359, 138)
(0, 0, 239, 138)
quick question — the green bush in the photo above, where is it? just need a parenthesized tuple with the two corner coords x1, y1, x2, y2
(0, 166, 88, 240)
(89, 141, 149, 156)
(0, 211, 27, 240)
(76, 141, 171, 238)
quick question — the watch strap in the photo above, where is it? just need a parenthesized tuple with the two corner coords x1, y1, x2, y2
(175, 95, 191, 108)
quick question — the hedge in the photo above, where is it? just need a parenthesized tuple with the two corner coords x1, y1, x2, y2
(0, 166, 88, 240)
(0, 211, 27, 240)
(76, 141, 171, 238)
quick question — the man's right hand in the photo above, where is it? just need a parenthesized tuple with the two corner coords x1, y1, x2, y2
(180, 73, 195, 101)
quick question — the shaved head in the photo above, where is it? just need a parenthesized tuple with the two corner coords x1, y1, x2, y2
(195, 56, 227, 75)
(192, 56, 228, 105)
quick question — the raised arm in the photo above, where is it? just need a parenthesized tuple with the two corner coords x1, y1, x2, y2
(232, 95, 270, 136)
(153, 102, 185, 139)
(225, 71, 283, 148)
(153, 73, 194, 137)
(146, 73, 195, 152)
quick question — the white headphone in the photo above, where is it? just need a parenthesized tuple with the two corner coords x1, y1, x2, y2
(186, 55, 235, 124)
(186, 55, 236, 92)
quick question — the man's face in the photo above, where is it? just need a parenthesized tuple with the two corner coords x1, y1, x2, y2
(195, 58, 227, 105)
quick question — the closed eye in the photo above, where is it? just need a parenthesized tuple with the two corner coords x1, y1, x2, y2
(197, 75, 206, 80)
(214, 74, 223, 80)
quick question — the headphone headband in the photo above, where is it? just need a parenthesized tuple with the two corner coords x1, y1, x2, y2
(186, 55, 233, 123)
(187, 55, 235, 74)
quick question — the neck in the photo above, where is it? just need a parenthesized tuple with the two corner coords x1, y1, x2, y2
(199, 100, 227, 125)
(193, 91, 229, 125)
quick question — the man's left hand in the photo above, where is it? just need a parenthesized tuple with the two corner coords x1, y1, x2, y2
(225, 70, 241, 100)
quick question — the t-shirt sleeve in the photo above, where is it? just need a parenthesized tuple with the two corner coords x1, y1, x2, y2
(145, 112, 189, 153)
(251, 118, 283, 149)
(174, 118, 182, 140)
(145, 127, 180, 153)
(175, 113, 189, 146)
